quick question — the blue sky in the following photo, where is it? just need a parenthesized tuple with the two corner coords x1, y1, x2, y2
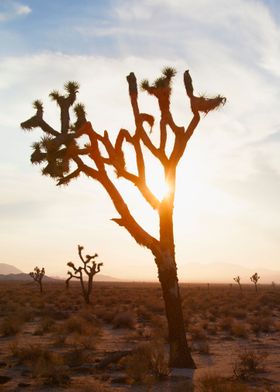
(0, 0, 280, 281)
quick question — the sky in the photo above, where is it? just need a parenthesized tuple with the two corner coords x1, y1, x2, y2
(0, 0, 279, 281)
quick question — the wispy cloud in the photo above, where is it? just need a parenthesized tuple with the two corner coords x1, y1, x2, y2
(1, 0, 280, 275)
(0, 1, 31, 22)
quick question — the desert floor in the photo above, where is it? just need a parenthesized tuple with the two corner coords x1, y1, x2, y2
(0, 281, 279, 391)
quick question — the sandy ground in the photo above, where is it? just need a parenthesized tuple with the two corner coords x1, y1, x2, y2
(0, 317, 280, 391)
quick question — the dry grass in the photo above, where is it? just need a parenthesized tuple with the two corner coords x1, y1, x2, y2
(0, 281, 279, 390)
(233, 347, 268, 380)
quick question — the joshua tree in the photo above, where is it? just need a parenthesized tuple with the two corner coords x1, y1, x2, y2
(21, 67, 225, 368)
(66, 245, 103, 304)
(29, 266, 45, 293)
(233, 275, 242, 293)
(250, 272, 260, 293)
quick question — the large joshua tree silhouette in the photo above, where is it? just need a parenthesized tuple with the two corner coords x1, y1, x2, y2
(21, 67, 225, 368)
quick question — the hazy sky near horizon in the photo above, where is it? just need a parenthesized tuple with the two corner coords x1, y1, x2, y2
(0, 0, 279, 280)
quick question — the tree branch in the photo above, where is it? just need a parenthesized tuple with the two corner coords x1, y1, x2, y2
(79, 122, 160, 209)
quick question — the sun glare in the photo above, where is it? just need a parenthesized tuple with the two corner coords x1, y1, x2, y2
(149, 176, 171, 201)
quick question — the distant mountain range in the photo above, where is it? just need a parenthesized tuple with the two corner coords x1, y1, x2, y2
(0, 273, 57, 282)
(1, 262, 279, 284)
(0, 263, 22, 275)
(0, 263, 119, 282)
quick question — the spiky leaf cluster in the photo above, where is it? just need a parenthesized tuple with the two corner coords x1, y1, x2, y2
(65, 81, 79, 94)
(30, 133, 77, 179)
(140, 66, 176, 95)
(250, 272, 260, 284)
(21, 81, 87, 183)
(29, 266, 45, 281)
(33, 100, 43, 111)
(72, 103, 86, 131)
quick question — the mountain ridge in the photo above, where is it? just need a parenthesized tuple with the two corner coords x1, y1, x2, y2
(0, 263, 23, 275)
(1, 262, 279, 283)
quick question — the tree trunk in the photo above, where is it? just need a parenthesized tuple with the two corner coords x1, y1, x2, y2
(80, 278, 90, 304)
(86, 277, 93, 304)
(84, 293, 90, 304)
(157, 255, 195, 368)
(156, 196, 195, 369)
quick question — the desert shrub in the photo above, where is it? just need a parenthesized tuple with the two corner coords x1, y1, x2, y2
(66, 333, 97, 350)
(53, 332, 67, 346)
(207, 323, 218, 335)
(249, 315, 274, 334)
(150, 314, 168, 339)
(63, 315, 100, 335)
(230, 321, 248, 339)
(136, 325, 153, 339)
(207, 312, 217, 322)
(232, 308, 247, 320)
(189, 324, 207, 341)
(220, 316, 234, 332)
(10, 343, 50, 364)
(200, 318, 209, 329)
(112, 310, 137, 329)
(9, 342, 69, 385)
(34, 316, 56, 335)
(95, 307, 116, 323)
(137, 305, 153, 322)
(145, 297, 164, 313)
(233, 348, 268, 380)
(77, 308, 100, 324)
(63, 316, 84, 334)
(64, 347, 94, 367)
(42, 303, 68, 320)
(0, 315, 24, 336)
(122, 340, 169, 384)
(33, 353, 70, 386)
(54, 314, 101, 349)
(197, 372, 250, 392)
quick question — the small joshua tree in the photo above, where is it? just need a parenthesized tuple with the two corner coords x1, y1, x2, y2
(250, 272, 260, 293)
(29, 266, 45, 293)
(66, 245, 103, 304)
(233, 275, 242, 293)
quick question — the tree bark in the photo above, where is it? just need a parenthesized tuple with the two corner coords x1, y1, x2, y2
(156, 195, 195, 369)
(157, 256, 195, 368)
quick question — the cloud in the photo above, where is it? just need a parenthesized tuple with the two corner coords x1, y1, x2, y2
(72, 1, 280, 152)
(0, 51, 279, 185)
(1, 0, 280, 274)
(15, 4, 31, 15)
(0, 1, 31, 22)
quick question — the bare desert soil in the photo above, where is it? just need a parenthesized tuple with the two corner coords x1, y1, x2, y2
(0, 281, 280, 391)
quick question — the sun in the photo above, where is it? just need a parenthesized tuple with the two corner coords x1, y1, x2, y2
(146, 164, 171, 201)
(153, 178, 171, 201)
